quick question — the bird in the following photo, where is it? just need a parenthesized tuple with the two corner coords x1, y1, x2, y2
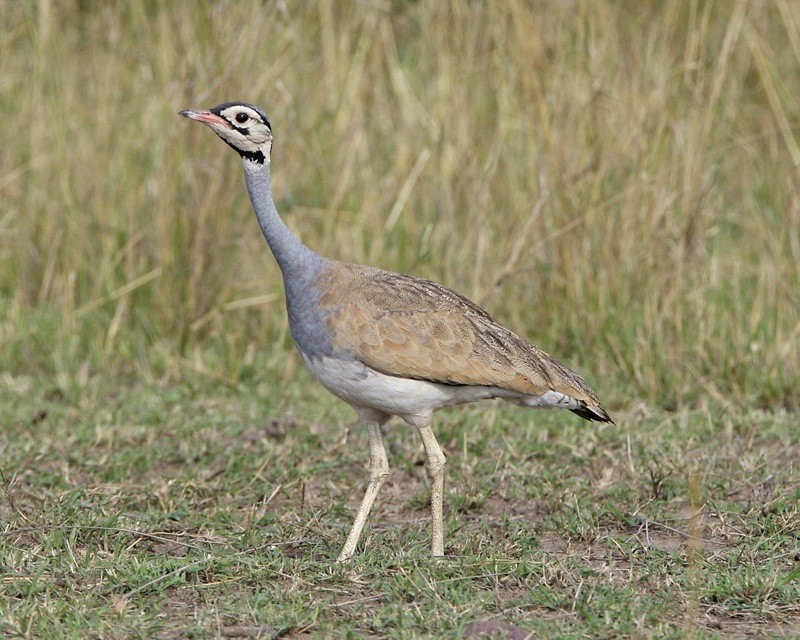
(180, 102, 613, 562)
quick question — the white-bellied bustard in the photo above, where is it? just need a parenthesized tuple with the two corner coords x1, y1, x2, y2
(180, 102, 613, 562)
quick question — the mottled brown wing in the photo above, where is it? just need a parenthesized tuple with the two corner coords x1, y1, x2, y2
(318, 263, 603, 408)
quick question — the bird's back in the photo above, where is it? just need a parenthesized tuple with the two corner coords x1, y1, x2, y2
(306, 260, 611, 422)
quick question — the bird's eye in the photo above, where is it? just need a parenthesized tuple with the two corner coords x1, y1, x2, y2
(235, 112, 249, 124)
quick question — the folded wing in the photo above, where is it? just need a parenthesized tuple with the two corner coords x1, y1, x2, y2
(318, 263, 611, 422)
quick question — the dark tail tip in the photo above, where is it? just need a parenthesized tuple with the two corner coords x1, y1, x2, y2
(571, 404, 615, 424)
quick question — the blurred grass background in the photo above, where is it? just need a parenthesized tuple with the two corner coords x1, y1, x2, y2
(2, 0, 799, 412)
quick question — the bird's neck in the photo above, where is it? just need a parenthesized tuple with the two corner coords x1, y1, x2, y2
(241, 159, 320, 275)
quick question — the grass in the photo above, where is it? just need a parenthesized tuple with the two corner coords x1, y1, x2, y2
(2, 375, 799, 638)
(2, 0, 800, 637)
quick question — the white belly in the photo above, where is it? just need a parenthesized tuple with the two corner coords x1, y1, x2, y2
(300, 353, 579, 422)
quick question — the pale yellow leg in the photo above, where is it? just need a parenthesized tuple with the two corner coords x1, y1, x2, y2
(418, 424, 447, 556)
(336, 415, 389, 562)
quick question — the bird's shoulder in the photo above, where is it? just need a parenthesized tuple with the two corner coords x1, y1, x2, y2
(317, 260, 493, 320)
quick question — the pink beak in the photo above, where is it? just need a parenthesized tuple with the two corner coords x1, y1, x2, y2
(179, 109, 232, 129)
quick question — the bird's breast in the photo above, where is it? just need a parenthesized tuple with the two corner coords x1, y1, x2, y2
(282, 265, 337, 359)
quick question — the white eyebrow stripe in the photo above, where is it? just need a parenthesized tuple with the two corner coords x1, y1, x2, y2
(220, 106, 262, 122)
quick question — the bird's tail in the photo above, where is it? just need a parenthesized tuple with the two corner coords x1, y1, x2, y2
(570, 403, 614, 424)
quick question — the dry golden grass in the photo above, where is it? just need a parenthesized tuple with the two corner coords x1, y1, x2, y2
(2, 0, 799, 409)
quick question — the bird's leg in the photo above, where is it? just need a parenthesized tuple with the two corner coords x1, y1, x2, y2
(417, 424, 447, 557)
(336, 414, 389, 562)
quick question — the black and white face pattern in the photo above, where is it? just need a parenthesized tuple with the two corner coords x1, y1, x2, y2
(180, 102, 273, 164)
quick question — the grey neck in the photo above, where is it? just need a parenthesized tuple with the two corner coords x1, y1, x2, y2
(241, 159, 320, 274)
(241, 157, 334, 359)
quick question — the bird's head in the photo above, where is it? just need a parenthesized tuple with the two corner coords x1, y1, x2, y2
(180, 102, 273, 165)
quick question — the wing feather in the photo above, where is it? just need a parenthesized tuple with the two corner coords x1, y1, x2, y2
(317, 262, 609, 420)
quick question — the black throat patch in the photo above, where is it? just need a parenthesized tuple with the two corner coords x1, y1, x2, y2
(220, 138, 265, 164)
